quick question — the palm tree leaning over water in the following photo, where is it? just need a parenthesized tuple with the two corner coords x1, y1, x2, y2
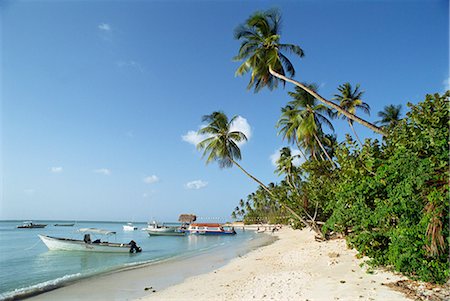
(377, 104, 402, 128)
(333, 83, 371, 146)
(197, 111, 321, 235)
(234, 8, 385, 135)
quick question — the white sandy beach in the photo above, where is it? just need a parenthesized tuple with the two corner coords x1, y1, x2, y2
(137, 228, 409, 301)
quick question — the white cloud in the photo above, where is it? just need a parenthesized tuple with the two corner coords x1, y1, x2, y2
(182, 115, 252, 147)
(182, 130, 210, 146)
(270, 147, 305, 167)
(50, 166, 63, 173)
(443, 77, 450, 91)
(185, 180, 208, 190)
(93, 168, 111, 176)
(230, 116, 252, 142)
(98, 23, 111, 31)
(143, 175, 159, 184)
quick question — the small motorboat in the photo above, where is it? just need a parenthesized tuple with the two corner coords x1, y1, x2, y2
(39, 228, 142, 253)
(17, 221, 47, 229)
(123, 223, 138, 231)
(54, 223, 75, 227)
(145, 221, 185, 236)
(186, 223, 236, 235)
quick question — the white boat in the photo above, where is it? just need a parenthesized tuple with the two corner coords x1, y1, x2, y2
(186, 223, 236, 235)
(38, 228, 142, 253)
(145, 221, 185, 236)
(123, 223, 138, 231)
(17, 221, 47, 229)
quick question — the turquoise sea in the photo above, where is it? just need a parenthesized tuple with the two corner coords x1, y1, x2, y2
(0, 220, 270, 300)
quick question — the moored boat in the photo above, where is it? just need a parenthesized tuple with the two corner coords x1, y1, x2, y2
(17, 221, 47, 229)
(145, 221, 185, 236)
(186, 223, 236, 235)
(123, 223, 138, 231)
(38, 228, 142, 253)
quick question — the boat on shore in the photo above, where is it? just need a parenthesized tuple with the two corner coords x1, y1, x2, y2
(186, 223, 236, 235)
(123, 223, 138, 231)
(38, 228, 142, 253)
(17, 221, 47, 229)
(144, 221, 185, 236)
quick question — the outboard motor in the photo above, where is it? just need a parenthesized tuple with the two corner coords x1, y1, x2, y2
(129, 240, 142, 253)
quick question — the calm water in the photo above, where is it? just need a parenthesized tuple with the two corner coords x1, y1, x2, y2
(0, 220, 265, 300)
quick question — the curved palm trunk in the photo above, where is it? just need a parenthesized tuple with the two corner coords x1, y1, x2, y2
(313, 134, 336, 168)
(348, 120, 363, 146)
(231, 158, 323, 237)
(268, 68, 386, 136)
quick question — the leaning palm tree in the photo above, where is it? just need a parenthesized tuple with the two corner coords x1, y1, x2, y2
(333, 83, 370, 146)
(234, 9, 385, 135)
(377, 104, 402, 127)
(197, 111, 319, 234)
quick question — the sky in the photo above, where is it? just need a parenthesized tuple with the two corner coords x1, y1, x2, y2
(1, 0, 448, 222)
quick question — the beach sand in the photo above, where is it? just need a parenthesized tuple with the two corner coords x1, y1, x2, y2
(137, 228, 409, 301)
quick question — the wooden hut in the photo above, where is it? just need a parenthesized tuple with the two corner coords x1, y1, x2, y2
(178, 214, 196, 224)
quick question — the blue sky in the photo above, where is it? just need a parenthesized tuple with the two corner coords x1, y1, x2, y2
(1, 0, 448, 222)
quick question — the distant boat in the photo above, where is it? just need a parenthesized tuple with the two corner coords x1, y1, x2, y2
(186, 223, 236, 235)
(17, 221, 47, 229)
(144, 221, 185, 236)
(38, 228, 142, 253)
(53, 223, 75, 227)
(123, 223, 138, 231)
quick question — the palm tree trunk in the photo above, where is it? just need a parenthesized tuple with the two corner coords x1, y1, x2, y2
(295, 141, 308, 160)
(230, 158, 323, 237)
(348, 120, 363, 146)
(268, 68, 386, 136)
(313, 134, 336, 168)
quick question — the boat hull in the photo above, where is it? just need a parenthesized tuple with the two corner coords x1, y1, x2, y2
(147, 230, 185, 236)
(17, 224, 47, 229)
(123, 226, 138, 231)
(38, 235, 133, 253)
(187, 231, 236, 235)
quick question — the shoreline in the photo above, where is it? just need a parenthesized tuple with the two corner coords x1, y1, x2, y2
(137, 228, 411, 301)
(24, 231, 276, 301)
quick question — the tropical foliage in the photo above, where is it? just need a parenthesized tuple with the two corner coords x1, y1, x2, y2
(197, 7, 449, 285)
(231, 92, 450, 283)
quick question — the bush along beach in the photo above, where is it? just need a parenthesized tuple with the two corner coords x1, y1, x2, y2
(196, 9, 449, 285)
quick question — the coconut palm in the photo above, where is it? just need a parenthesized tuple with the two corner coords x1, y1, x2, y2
(275, 147, 304, 197)
(377, 104, 402, 127)
(234, 9, 385, 135)
(197, 111, 318, 234)
(278, 84, 336, 166)
(276, 104, 312, 159)
(333, 83, 370, 145)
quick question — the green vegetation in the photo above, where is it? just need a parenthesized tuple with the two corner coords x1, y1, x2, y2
(196, 8, 449, 284)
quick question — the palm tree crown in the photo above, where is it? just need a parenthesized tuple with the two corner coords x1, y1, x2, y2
(197, 112, 247, 168)
(234, 8, 304, 92)
(277, 84, 335, 161)
(333, 83, 370, 145)
(333, 83, 370, 124)
(377, 104, 402, 127)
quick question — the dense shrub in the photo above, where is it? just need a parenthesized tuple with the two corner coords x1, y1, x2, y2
(319, 92, 449, 283)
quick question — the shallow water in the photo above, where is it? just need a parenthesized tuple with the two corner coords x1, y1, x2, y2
(0, 220, 267, 300)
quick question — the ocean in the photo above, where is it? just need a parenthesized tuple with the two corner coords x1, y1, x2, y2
(0, 220, 271, 300)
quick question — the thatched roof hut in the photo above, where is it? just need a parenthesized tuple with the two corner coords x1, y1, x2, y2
(178, 214, 197, 223)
